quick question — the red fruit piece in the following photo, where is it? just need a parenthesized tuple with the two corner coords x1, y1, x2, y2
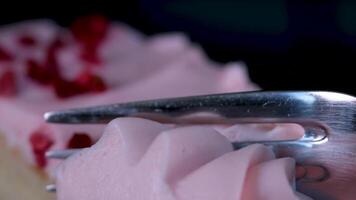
(26, 59, 57, 85)
(71, 15, 109, 45)
(53, 71, 107, 99)
(53, 78, 83, 98)
(18, 35, 36, 47)
(0, 70, 17, 96)
(28, 37, 64, 84)
(26, 36, 64, 86)
(75, 71, 107, 92)
(29, 131, 54, 168)
(0, 46, 13, 61)
(67, 133, 93, 149)
(80, 48, 101, 65)
(71, 15, 109, 64)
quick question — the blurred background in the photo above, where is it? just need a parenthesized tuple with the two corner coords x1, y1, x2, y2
(1, 0, 354, 95)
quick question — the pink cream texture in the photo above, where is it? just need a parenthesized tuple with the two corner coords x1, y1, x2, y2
(56, 118, 311, 200)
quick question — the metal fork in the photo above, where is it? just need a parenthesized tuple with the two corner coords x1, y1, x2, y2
(44, 91, 356, 200)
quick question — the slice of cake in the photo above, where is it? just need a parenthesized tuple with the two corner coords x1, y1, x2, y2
(0, 16, 263, 199)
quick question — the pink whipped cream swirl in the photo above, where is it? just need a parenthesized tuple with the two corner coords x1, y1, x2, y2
(56, 118, 311, 200)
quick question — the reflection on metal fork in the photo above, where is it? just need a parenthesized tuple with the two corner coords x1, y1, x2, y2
(46, 184, 56, 193)
(46, 149, 81, 159)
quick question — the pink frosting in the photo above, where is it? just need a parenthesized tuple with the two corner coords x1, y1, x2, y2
(56, 118, 311, 200)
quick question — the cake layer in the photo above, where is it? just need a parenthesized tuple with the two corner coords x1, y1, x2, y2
(0, 134, 54, 200)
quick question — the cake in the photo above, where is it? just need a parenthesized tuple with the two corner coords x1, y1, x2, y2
(0, 15, 310, 199)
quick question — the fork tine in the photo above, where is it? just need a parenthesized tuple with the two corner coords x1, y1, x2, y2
(47, 90, 298, 124)
(44, 91, 355, 133)
(46, 184, 56, 192)
(46, 149, 82, 159)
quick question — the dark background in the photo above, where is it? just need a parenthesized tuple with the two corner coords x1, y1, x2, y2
(1, 0, 355, 95)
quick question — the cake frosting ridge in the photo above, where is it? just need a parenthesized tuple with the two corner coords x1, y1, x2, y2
(56, 118, 311, 200)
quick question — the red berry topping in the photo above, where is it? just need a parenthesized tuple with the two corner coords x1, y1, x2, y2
(24, 32, 106, 98)
(29, 131, 54, 168)
(26, 38, 63, 86)
(71, 15, 109, 64)
(71, 15, 109, 46)
(67, 133, 93, 149)
(75, 70, 107, 92)
(26, 59, 58, 85)
(0, 46, 13, 61)
(53, 78, 83, 98)
(53, 71, 107, 99)
(80, 48, 101, 65)
(18, 35, 36, 47)
(0, 69, 17, 96)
